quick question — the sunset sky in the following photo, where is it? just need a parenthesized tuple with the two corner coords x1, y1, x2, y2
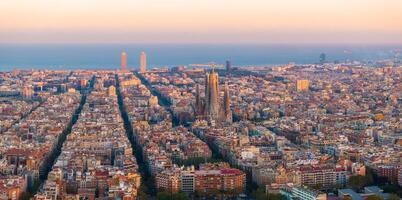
(1, 0, 401, 43)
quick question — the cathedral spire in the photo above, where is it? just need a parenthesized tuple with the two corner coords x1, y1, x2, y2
(224, 82, 230, 111)
(204, 63, 220, 122)
(223, 81, 232, 123)
(195, 84, 201, 115)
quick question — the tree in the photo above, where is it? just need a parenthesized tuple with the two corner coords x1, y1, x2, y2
(137, 190, 149, 200)
(382, 184, 402, 197)
(253, 187, 286, 200)
(312, 183, 322, 190)
(347, 175, 363, 190)
(267, 193, 286, 200)
(95, 186, 99, 198)
(365, 170, 374, 185)
(347, 175, 373, 191)
(157, 191, 189, 200)
(366, 195, 383, 200)
(19, 192, 31, 200)
(156, 191, 171, 200)
(171, 192, 189, 200)
(387, 194, 400, 200)
(254, 187, 267, 200)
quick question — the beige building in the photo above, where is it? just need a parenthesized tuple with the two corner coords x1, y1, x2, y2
(140, 51, 147, 73)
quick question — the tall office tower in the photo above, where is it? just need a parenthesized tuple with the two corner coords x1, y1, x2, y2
(205, 64, 220, 121)
(297, 79, 310, 91)
(223, 82, 232, 123)
(121, 52, 127, 71)
(140, 51, 147, 72)
(319, 53, 326, 64)
(226, 60, 232, 71)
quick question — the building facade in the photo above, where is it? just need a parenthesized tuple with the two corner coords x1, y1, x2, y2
(121, 52, 127, 71)
(140, 51, 147, 73)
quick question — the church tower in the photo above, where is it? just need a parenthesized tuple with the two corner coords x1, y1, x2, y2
(205, 64, 220, 121)
(195, 84, 202, 115)
(223, 82, 232, 123)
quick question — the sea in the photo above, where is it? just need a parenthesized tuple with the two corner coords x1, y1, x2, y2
(0, 43, 401, 71)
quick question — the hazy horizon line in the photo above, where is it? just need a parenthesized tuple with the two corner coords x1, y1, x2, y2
(2, 42, 402, 46)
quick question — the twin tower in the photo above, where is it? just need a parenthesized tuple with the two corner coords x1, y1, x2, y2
(121, 51, 147, 72)
(195, 64, 232, 124)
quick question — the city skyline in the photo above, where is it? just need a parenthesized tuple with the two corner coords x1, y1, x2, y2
(1, 0, 402, 44)
(0, 1, 401, 199)
(2, 63, 400, 200)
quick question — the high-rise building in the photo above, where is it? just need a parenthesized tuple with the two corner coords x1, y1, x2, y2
(140, 51, 147, 72)
(226, 60, 232, 71)
(320, 53, 326, 64)
(297, 79, 310, 91)
(205, 64, 220, 121)
(121, 52, 127, 71)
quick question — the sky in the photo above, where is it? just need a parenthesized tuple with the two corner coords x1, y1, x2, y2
(0, 0, 401, 44)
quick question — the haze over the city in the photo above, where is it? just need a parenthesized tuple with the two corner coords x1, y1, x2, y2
(1, 0, 402, 44)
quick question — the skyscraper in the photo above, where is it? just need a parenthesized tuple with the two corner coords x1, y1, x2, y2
(205, 64, 220, 121)
(121, 52, 127, 71)
(226, 60, 232, 71)
(140, 51, 147, 72)
(319, 53, 326, 64)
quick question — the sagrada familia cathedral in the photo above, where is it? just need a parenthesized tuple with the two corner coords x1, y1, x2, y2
(195, 65, 232, 124)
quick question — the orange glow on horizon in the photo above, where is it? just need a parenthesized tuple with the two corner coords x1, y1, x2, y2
(0, 0, 401, 43)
